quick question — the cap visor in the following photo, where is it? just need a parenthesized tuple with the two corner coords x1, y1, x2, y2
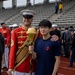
(23, 15, 33, 19)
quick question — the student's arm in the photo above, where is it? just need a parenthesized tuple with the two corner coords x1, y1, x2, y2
(29, 45, 37, 60)
(32, 52, 37, 60)
(52, 56, 60, 75)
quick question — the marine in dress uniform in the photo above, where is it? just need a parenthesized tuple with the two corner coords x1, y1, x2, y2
(0, 22, 11, 68)
(8, 10, 36, 75)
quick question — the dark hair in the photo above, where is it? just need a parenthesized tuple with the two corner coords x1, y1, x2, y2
(39, 19, 52, 28)
(69, 26, 73, 28)
(65, 27, 68, 30)
(1, 22, 5, 26)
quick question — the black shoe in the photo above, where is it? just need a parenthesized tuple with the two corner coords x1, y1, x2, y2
(68, 65, 73, 67)
(2, 67, 8, 71)
(2, 66, 7, 69)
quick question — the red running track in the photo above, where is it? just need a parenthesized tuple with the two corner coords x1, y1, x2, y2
(1, 56, 75, 75)
(58, 56, 75, 75)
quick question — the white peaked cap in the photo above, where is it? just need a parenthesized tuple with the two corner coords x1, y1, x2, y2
(20, 9, 36, 16)
(52, 24, 58, 27)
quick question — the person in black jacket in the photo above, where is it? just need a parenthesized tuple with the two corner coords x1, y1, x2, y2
(68, 30, 75, 67)
(50, 24, 61, 38)
(0, 32, 5, 75)
(50, 24, 61, 43)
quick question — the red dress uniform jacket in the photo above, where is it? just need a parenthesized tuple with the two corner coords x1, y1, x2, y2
(9, 26, 36, 72)
(0, 27, 11, 46)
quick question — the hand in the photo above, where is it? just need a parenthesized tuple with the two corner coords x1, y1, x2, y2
(52, 72, 56, 75)
(29, 45, 34, 54)
(52, 74, 56, 75)
(51, 35, 58, 41)
(32, 52, 37, 59)
(7, 69, 13, 75)
(5, 44, 8, 47)
(70, 50, 72, 59)
(4, 38, 7, 40)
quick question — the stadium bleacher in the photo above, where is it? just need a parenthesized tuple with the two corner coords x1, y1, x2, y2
(0, 0, 75, 30)
(0, 7, 26, 21)
(50, 0, 75, 30)
(5, 2, 55, 28)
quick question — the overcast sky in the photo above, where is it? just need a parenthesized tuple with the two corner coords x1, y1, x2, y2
(3, 0, 57, 8)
